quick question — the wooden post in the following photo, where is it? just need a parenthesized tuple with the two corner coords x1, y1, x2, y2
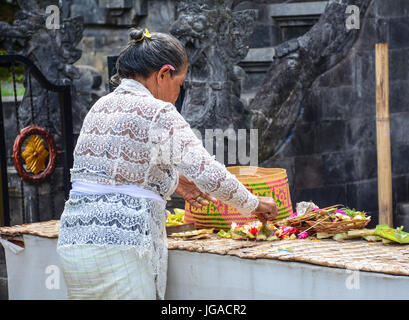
(375, 43, 393, 227)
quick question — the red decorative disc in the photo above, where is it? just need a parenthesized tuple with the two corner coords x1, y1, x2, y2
(12, 125, 56, 184)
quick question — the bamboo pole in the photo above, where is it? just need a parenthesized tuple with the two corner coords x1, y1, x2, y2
(375, 43, 393, 227)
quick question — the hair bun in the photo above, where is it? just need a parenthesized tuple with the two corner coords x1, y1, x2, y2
(129, 28, 144, 41)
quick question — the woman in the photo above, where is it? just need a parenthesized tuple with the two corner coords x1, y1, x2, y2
(57, 28, 278, 300)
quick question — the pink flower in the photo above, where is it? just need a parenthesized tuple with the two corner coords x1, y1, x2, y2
(298, 231, 309, 239)
(290, 212, 298, 218)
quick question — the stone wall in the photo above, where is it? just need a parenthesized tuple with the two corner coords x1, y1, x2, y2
(71, 0, 176, 90)
(4, 0, 407, 228)
(73, 0, 325, 91)
(259, 0, 409, 228)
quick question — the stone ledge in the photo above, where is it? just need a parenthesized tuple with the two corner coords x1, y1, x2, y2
(267, 1, 328, 18)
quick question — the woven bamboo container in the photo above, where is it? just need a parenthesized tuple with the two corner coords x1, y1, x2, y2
(305, 218, 371, 234)
(277, 212, 317, 231)
(184, 166, 293, 230)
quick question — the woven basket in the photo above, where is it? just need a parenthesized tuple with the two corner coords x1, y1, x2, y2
(278, 204, 343, 231)
(278, 212, 316, 231)
(305, 217, 371, 234)
(184, 166, 293, 230)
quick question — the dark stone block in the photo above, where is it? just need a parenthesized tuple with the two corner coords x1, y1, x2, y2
(261, 157, 295, 184)
(392, 145, 409, 175)
(280, 25, 313, 43)
(344, 148, 378, 182)
(351, 84, 376, 119)
(271, 24, 280, 46)
(314, 120, 346, 154)
(392, 175, 409, 205)
(389, 49, 409, 81)
(376, 0, 409, 18)
(299, 89, 321, 123)
(248, 23, 272, 48)
(346, 179, 379, 213)
(280, 122, 316, 157)
(322, 86, 358, 121)
(390, 112, 409, 145)
(294, 185, 347, 209)
(356, 49, 376, 89)
(353, 50, 377, 114)
(294, 155, 323, 189)
(390, 80, 409, 113)
(356, 17, 389, 50)
(389, 17, 409, 49)
(322, 152, 346, 185)
(345, 117, 376, 151)
(329, 59, 356, 88)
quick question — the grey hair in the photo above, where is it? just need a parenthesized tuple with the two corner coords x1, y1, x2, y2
(110, 28, 188, 87)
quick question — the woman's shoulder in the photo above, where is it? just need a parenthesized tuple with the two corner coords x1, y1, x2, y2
(89, 90, 169, 119)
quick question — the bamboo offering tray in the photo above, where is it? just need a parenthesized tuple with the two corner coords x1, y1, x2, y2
(0, 220, 60, 239)
(168, 237, 409, 277)
(2, 220, 409, 277)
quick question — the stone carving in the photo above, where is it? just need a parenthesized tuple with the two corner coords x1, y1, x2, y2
(0, 1, 103, 139)
(170, 0, 256, 137)
(249, 0, 373, 161)
(0, 1, 105, 224)
(70, 0, 147, 26)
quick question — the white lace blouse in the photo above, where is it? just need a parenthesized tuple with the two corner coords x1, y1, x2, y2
(57, 78, 259, 298)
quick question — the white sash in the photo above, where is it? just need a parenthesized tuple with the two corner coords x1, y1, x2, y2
(71, 181, 166, 208)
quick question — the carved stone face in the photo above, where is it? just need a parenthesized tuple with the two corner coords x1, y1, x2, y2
(170, 8, 207, 63)
(171, 1, 255, 70)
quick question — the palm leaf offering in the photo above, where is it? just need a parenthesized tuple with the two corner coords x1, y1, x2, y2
(169, 228, 215, 240)
(168, 203, 409, 246)
(166, 208, 186, 226)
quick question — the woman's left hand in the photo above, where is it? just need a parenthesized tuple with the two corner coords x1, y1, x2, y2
(175, 173, 218, 209)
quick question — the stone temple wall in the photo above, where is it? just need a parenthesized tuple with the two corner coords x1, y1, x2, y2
(3, 0, 408, 227)
(259, 1, 409, 229)
(68, 0, 409, 228)
(71, 0, 177, 91)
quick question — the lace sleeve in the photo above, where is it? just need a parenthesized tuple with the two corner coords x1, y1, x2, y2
(150, 103, 259, 215)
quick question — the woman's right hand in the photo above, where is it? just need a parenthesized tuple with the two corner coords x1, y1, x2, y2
(252, 196, 278, 225)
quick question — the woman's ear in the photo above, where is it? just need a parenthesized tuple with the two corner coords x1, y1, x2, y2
(157, 65, 172, 83)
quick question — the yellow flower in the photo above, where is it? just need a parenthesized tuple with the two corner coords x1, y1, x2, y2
(21, 135, 49, 175)
(144, 28, 152, 38)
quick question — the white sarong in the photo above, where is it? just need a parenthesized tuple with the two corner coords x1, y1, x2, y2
(57, 244, 156, 300)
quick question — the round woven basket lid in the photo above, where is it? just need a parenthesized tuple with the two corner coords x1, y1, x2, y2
(227, 166, 287, 182)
